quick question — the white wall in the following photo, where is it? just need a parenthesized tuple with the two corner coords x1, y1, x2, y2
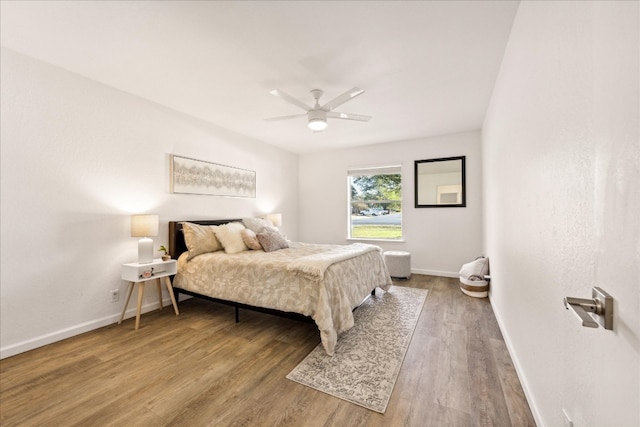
(0, 48, 299, 358)
(483, 2, 639, 426)
(298, 131, 483, 276)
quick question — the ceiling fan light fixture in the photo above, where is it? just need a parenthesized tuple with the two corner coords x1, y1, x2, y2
(308, 118, 327, 131)
(267, 87, 370, 131)
(307, 109, 328, 131)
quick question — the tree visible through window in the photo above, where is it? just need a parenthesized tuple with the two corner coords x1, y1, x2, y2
(348, 165, 402, 240)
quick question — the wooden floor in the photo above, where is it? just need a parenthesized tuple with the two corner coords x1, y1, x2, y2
(0, 275, 536, 427)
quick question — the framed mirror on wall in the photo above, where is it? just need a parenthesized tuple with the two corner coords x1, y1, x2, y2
(414, 156, 466, 207)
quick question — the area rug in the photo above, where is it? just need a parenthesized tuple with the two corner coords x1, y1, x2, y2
(286, 286, 428, 413)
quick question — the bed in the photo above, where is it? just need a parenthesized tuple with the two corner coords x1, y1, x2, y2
(168, 219, 392, 355)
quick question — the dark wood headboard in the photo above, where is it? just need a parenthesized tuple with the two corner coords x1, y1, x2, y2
(168, 219, 241, 259)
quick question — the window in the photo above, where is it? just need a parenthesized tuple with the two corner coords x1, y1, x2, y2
(348, 165, 402, 240)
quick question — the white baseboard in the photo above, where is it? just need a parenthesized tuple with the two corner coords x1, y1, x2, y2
(489, 295, 543, 427)
(0, 297, 178, 360)
(411, 268, 459, 278)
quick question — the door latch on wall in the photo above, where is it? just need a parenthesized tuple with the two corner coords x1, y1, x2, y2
(563, 287, 613, 330)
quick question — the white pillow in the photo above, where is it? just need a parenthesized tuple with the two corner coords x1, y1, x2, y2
(242, 217, 275, 234)
(214, 222, 249, 254)
(181, 222, 222, 260)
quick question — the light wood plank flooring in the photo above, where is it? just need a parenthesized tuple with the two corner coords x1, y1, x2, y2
(0, 275, 535, 426)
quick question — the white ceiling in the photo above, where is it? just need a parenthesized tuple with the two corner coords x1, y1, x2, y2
(0, 1, 519, 154)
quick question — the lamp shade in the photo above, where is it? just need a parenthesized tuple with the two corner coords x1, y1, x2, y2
(131, 214, 159, 237)
(131, 214, 158, 264)
(267, 213, 282, 228)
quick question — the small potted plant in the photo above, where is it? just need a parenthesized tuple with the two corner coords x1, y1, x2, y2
(158, 245, 171, 261)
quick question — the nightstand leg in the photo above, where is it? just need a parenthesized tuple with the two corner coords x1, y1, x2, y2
(156, 278, 163, 310)
(119, 282, 135, 324)
(135, 282, 145, 330)
(164, 276, 180, 315)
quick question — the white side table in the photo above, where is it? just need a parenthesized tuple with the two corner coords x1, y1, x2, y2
(119, 259, 179, 330)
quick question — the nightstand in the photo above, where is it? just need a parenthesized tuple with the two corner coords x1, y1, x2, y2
(119, 258, 179, 330)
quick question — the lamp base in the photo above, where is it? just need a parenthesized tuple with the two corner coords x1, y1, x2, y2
(138, 237, 154, 264)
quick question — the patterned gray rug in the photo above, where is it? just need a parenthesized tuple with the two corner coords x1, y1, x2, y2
(286, 286, 428, 413)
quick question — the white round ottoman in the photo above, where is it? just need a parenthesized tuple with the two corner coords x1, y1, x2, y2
(383, 251, 411, 279)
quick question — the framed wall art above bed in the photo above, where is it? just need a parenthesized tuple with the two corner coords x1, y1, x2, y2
(170, 154, 256, 198)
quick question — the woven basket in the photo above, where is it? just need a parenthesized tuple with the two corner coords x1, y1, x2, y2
(459, 276, 489, 298)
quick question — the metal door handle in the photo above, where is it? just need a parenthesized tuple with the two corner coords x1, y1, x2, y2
(564, 297, 599, 328)
(564, 287, 613, 330)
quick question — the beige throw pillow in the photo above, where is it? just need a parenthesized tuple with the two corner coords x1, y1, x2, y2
(181, 222, 222, 260)
(241, 229, 263, 250)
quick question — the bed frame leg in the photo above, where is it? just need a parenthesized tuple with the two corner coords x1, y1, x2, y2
(173, 287, 181, 308)
(235, 306, 240, 323)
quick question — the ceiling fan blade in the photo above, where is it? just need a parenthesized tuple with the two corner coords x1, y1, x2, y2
(264, 113, 307, 122)
(269, 89, 312, 111)
(320, 87, 365, 111)
(327, 111, 372, 122)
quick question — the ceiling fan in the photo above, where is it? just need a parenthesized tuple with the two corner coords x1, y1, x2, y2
(265, 87, 371, 132)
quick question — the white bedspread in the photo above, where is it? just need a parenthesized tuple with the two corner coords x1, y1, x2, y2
(173, 242, 392, 355)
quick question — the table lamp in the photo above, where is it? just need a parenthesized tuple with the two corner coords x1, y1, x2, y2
(267, 213, 282, 228)
(131, 214, 159, 264)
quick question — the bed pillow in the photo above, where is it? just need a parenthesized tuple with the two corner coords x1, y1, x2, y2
(256, 228, 289, 253)
(241, 228, 263, 250)
(214, 222, 249, 254)
(242, 217, 275, 234)
(181, 222, 222, 260)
